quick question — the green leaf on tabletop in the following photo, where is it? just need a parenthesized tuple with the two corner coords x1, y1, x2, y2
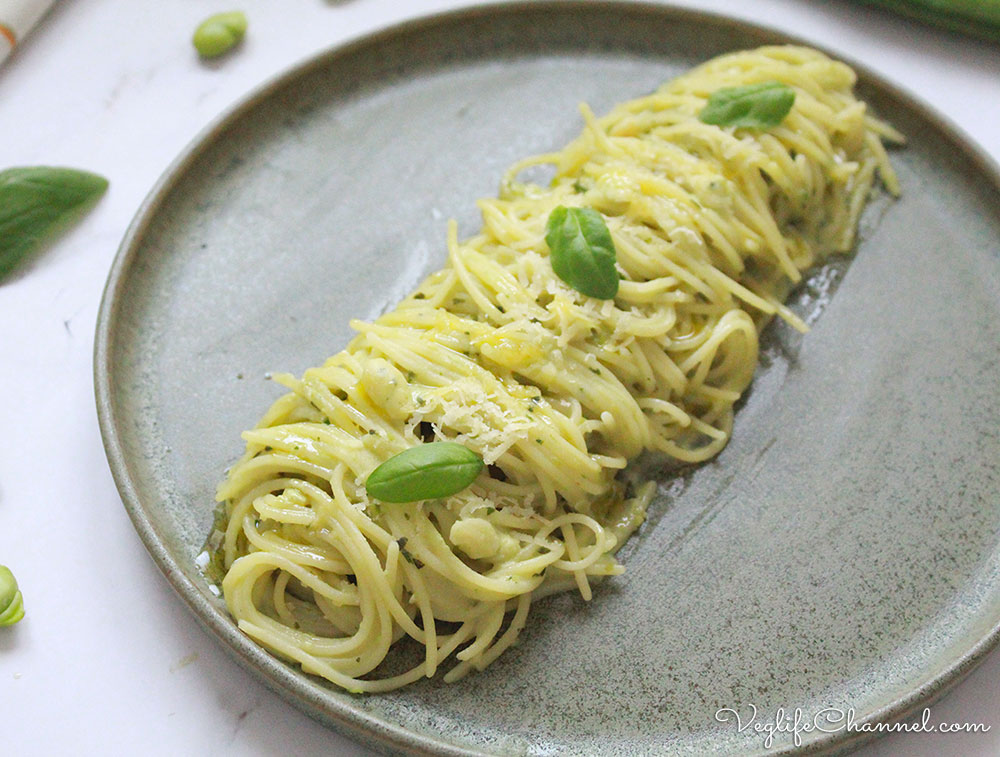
(699, 81, 796, 130)
(0, 166, 109, 282)
(544, 206, 619, 300)
(366, 442, 484, 503)
(193, 11, 248, 59)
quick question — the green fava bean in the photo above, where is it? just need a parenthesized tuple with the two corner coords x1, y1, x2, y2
(0, 565, 24, 627)
(366, 442, 484, 503)
(193, 11, 248, 59)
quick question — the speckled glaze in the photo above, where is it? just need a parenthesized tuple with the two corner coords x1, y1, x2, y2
(94, 3, 1000, 755)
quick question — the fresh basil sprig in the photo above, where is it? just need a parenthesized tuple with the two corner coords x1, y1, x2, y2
(366, 442, 484, 503)
(544, 206, 619, 300)
(698, 81, 796, 130)
(0, 167, 109, 282)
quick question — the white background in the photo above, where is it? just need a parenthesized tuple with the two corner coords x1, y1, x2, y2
(1, 0, 998, 754)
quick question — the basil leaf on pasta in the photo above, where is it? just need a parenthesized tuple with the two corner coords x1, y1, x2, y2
(0, 167, 109, 282)
(545, 206, 619, 300)
(699, 81, 795, 129)
(366, 442, 484, 503)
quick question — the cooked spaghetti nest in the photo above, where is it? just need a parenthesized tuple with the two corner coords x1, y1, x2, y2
(210, 46, 901, 692)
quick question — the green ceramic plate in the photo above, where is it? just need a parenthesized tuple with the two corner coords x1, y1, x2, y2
(95, 3, 1000, 754)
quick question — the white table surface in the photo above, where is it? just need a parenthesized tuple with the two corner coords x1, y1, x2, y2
(1, 0, 998, 754)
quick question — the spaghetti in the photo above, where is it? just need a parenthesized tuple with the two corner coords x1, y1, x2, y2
(209, 46, 901, 692)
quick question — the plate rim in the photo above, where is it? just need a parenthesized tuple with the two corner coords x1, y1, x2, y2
(93, 2, 1000, 754)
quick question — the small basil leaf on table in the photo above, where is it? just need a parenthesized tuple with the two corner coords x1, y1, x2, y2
(544, 206, 619, 300)
(698, 81, 796, 130)
(193, 11, 248, 59)
(366, 442, 484, 503)
(0, 167, 109, 282)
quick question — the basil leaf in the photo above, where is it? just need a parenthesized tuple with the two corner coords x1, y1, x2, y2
(544, 206, 619, 300)
(0, 167, 109, 282)
(698, 81, 796, 130)
(366, 442, 484, 503)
